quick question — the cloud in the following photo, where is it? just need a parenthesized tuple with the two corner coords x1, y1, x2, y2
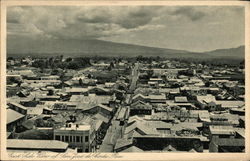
(7, 6, 243, 41)
(114, 7, 157, 29)
(7, 6, 163, 40)
(170, 7, 206, 21)
(7, 7, 24, 23)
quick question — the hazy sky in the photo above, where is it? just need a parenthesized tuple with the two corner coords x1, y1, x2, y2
(7, 6, 245, 52)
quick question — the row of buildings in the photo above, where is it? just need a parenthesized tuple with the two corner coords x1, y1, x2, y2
(6, 57, 245, 153)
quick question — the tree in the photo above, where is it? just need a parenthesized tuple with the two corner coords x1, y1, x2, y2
(65, 57, 72, 62)
(60, 55, 63, 62)
(79, 78, 83, 86)
(48, 90, 54, 95)
(7, 57, 14, 61)
(110, 62, 115, 68)
(35, 118, 45, 127)
(67, 62, 79, 69)
(205, 81, 210, 87)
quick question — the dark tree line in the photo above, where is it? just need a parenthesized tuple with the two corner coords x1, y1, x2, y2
(31, 56, 91, 70)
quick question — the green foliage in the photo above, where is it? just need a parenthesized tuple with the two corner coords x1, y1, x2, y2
(32, 56, 91, 70)
(34, 118, 54, 127)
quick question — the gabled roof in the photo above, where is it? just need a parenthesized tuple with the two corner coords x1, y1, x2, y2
(95, 104, 113, 112)
(196, 94, 216, 104)
(189, 148, 197, 152)
(7, 109, 25, 124)
(163, 144, 176, 151)
(132, 94, 148, 100)
(96, 86, 110, 92)
(120, 146, 143, 152)
(114, 138, 133, 150)
(128, 115, 144, 124)
(8, 102, 27, 110)
(125, 122, 138, 134)
(130, 100, 152, 110)
(130, 100, 147, 106)
(125, 121, 159, 135)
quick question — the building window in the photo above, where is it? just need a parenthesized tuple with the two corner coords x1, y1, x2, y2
(80, 136, 83, 143)
(55, 135, 60, 140)
(85, 148, 89, 152)
(85, 136, 89, 142)
(65, 136, 69, 142)
(62, 135, 65, 142)
(76, 136, 80, 142)
(69, 136, 72, 142)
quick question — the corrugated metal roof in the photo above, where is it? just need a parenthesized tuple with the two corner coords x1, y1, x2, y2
(7, 139, 68, 150)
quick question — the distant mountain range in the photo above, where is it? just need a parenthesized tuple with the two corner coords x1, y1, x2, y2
(7, 35, 244, 59)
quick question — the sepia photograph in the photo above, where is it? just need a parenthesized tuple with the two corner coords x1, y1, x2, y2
(0, 0, 249, 161)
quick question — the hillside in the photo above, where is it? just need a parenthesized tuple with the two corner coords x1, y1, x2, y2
(7, 35, 188, 57)
(7, 35, 244, 59)
(203, 46, 245, 59)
